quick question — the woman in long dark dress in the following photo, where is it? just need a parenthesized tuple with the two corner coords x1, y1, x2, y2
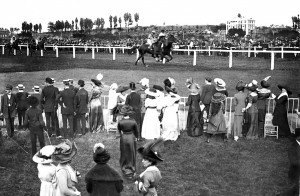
(272, 84, 292, 137)
(243, 81, 259, 140)
(185, 79, 203, 137)
(118, 105, 138, 179)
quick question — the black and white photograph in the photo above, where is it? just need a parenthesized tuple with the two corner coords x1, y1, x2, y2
(0, 0, 300, 195)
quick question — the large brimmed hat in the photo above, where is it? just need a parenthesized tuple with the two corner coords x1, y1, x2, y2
(247, 80, 258, 92)
(91, 79, 102, 87)
(139, 78, 149, 88)
(96, 73, 103, 81)
(32, 145, 56, 164)
(116, 86, 130, 93)
(145, 88, 160, 97)
(261, 76, 271, 88)
(278, 84, 292, 95)
(214, 78, 226, 90)
(211, 93, 226, 103)
(138, 138, 164, 163)
(153, 85, 164, 92)
(93, 143, 110, 164)
(186, 78, 199, 93)
(119, 105, 135, 115)
(52, 139, 77, 163)
(110, 83, 118, 90)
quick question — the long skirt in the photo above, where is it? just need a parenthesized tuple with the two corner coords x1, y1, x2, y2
(233, 115, 243, 137)
(161, 106, 179, 141)
(40, 181, 54, 196)
(206, 109, 227, 135)
(89, 98, 104, 132)
(142, 108, 161, 140)
(120, 132, 136, 178)
(273, 106, 291, 137)
(246, 112, 259, 140)
(186, 110, 203, 137)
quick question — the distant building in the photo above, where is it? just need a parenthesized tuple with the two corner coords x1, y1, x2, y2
(226, 16, 255, 35)
(0, 28, 10, 38)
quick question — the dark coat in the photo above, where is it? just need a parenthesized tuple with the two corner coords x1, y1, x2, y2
(85, 164, 123, 196)
(15, 92, 29, 110)
(272, 95, 291, 137)
(1, 93, 17, 118)
(288, 140, 300, 184)
(125, 91, 142, 126)
(56, 88, 76, 114)
(74, 88, 89, 114)
(200, 84, 215, 105)
(41, 85, 59, 112)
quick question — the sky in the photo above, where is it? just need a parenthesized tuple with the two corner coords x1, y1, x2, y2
(1, 0, 299, 31)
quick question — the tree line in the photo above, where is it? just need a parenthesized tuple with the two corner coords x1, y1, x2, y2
(46, 13, 139, 33)
(21, 21, 42, 33)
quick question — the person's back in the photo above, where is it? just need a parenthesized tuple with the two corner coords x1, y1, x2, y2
(41, 85, 58, 112)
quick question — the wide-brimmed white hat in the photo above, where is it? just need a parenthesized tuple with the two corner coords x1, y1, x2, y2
(32, 145, 56, 164)
(214, 78, 226, 88)
(145, 88, 160, 97)
(96, 73, 103, 81)
(139, 78, 149, 87)
(110, 83, 118, 90)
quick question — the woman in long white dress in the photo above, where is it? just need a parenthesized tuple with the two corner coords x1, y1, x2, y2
(158, 79, 181, 141)
(141, 88, 161, 140)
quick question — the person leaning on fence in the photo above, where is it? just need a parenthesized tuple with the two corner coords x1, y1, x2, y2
(200, 77, 216, 118)
(24, 96, 46, 155)
(85, 143, 123, 196)
(0, 84, 17, 138)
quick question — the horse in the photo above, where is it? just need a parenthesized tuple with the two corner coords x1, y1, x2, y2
(4, 38, 22, 55)
(28, 37, 47, 56)
(134, 34, 177, 67)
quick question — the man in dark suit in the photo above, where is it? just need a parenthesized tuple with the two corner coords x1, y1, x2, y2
(56, 80, 76, 138)
(0, 84, 17, 137)
(41, 77, 61, 138)
(15, 84, 29, 129)
(125, 82, 142, 140)
(68, 78, 79, 134)
(74, 80, 89, 136)
(200, 77, 216, 116)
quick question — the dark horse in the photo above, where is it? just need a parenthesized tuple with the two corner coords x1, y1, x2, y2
(134, 34, 177, 66)
(28, 37, 47, 56)
(4, 38, 22, 55)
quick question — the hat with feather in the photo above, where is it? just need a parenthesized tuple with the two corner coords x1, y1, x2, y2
(138, 138, 164, 163)
(186, 78, 200, 93)
(261, 76, 271, 88)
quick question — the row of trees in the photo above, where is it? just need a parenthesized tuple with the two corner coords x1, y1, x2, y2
(21, 21, 42, 33)
(47, 13, 139, 32)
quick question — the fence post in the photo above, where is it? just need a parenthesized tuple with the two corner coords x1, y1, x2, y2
(122, 47, 125, 54)
(163, 58, 166, 64)
(2, 46, 4, 54)
(193, 50, 197, 66)
(136, 49, 139, 60)
(254, 47, 257, 57)
(84, 44, 87, 52)
(271, 52, 274, 70)
(73, 45, 75, 58)
(248, 47, 251, 57)
(188, 45, 190, 56)
(208, 46, 211, 56)
(27, 45, 29, 56)
(229, 49, 233, 68)
(96, 46, 99, 53)
(56, 46, 59, 58)
(109, 46, 111, 53)
(14, 49, 16, 56)
(41, 50, 43, 57)
(92, 47, 95, 59)
(281, 46, 284, 59)
(113, 48, 116, 60)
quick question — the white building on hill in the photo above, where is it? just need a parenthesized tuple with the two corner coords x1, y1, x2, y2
(226, 16, 255, 35)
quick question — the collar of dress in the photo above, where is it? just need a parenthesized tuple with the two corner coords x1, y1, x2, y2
(278, 92, 288, 99)
(139, 165, 159, 178)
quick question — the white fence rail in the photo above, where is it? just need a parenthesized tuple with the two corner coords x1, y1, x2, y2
(1, 44, 300, 70)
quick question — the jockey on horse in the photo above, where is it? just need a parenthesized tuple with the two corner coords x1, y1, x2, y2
(147, 30, 166, 58)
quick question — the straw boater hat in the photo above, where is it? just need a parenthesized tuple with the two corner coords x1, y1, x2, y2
(32, 145, 56, 164)
(116, 86, 130, 93)
(16, 84, 25, 91)
(52, 139, 77, 163)
(211, 93, 226, 103)
(63, 79, 69, 85)
(138, 138, 164, 163)
(278, 84, 292, 95)
(119, 105, 135, 116)
(214, 78, 226, 91)
(32, 85, 40, 92)
(93, 143, 111, 164)
(261, 76, 271, 88)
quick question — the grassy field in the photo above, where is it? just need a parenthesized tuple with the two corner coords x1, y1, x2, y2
(0, 52, 299, 196)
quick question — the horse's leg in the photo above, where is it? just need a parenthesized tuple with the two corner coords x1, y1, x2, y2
(135, 53, 143, 65)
